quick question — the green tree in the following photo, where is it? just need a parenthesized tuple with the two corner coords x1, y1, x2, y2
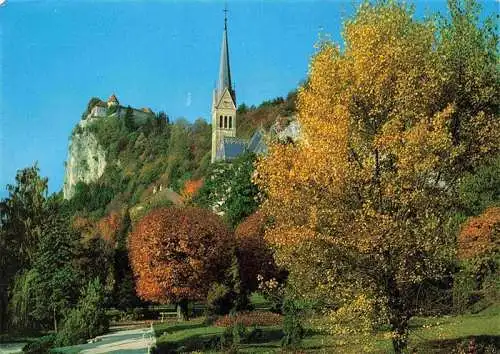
(459, 156, 500, 216)
(9, 198, 80, 331)
(224, 153, 259, 227)
(0, 164, 48, 331)
(123, 105, 135, 131)
(193, 153, 259, 228)
(438, 0, 498, 151)
(55, 278, 109, 347)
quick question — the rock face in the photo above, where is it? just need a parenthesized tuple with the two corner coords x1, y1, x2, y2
(63, 122, 106, 199)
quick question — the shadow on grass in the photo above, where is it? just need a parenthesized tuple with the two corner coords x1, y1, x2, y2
(154, 327, 286, 353)
(418, 335, 500, 353)
(247, 328, 284, 344)
(156, 322, 206, 336)
(154, 332, 220, 354)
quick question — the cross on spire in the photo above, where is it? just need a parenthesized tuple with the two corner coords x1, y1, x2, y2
(223, 3, 228, 29)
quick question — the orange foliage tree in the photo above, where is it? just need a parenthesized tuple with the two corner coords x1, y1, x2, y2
(128, 207, 234, 319)
(458, 207, 500, 260)
(235, 211, 283, 294)
(181, 179, 204, 201)
(97, 211, 122, 244)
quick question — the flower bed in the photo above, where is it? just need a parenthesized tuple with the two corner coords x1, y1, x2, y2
(214, 311, 283, 327)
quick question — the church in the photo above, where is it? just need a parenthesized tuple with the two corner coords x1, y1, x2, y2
(211, 10, 267, 163)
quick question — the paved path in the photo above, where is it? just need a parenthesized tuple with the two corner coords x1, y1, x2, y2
(0, 342, 26, 354)
(57, 325, 156, 354)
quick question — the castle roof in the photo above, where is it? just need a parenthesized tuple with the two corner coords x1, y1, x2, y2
(108, 94, 119, 103)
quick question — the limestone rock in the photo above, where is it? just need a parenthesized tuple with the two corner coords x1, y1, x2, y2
(63, 126, 106, 199)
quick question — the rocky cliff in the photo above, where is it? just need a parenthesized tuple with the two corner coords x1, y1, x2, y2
(63, 121, 107, 199)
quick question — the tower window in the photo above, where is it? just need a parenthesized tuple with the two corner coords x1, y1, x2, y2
(224, 116, 227, 129)
(220, 115, 223, 128)
(229, 116, 232, 129)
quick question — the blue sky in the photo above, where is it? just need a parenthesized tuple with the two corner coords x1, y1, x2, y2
(0, 0, 497, 196)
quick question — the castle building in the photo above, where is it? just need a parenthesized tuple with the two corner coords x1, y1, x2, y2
(107, 94, 119, 108)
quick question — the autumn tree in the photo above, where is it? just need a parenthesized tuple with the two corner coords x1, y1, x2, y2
(128, 207, 234, 319)
(235, 211, 284, 295)
(181, 179, 204, 202)
(454, 207, 500, 311)
(255, 1, 498, 352)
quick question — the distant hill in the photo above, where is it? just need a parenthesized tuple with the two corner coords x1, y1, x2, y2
(236, 91, 297, 139)
(63, 92, 297, 223)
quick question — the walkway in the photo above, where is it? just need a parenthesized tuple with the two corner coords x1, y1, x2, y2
(56, 325, 156, 354)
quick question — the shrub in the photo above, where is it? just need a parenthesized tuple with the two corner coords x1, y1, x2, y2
(206, 282, 235, 316)
(216, 323, 260, 352)
(22, 334, 56, 354)
(214, 311, 283, 327)
(281, 299, 305, 348)
(54, 279, 109, 347)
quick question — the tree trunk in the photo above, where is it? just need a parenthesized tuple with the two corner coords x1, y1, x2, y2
(0, 289, 6, 333)
(176, 299, 189, 321)
(53, 307, 58, 333)
(387, 275, 409, 354)
(390, 315, 409, 354)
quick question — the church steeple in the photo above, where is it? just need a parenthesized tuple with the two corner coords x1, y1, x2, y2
(217, 6, 234, 102)
(211, 5, 237, 163)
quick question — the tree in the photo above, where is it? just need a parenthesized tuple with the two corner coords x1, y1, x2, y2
(459, 156, 500, 216)
(124, 105, 135, 131)
(3, 164, 48, 267)
(9, 198, 80, 331)
(455, 207, 500, 311)
(0, 164, 48, 331)
(85, 97, 102, 116)
(181, 179, 204, 202)
(128, 207, 234, 320)
(458, 207, 500, 261)
(193, 152, 260, 228)
(235, 211, 283, 295)
(54, 278, 108, 347)
(437, 0, 498, 152)
(224, 153, 260, 227)
(255, 2, 498, 352)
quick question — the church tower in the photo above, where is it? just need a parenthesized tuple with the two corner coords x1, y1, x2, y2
(211, 8, 237, 163)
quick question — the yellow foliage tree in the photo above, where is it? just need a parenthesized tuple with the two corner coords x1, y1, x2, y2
(255, 2, 498, 353)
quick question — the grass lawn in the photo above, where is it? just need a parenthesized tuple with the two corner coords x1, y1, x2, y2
(153, 304, 500, 353)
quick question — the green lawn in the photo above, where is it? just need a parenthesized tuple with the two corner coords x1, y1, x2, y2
(153, 304, 500, 353)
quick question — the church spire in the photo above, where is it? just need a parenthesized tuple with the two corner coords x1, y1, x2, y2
(217, 5, 233, 101)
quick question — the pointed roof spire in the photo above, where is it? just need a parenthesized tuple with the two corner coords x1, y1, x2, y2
(217, 4, 233, 101)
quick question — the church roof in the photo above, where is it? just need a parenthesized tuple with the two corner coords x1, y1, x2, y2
(247, 130, 268, 155)
(222, 137, 247, 160)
